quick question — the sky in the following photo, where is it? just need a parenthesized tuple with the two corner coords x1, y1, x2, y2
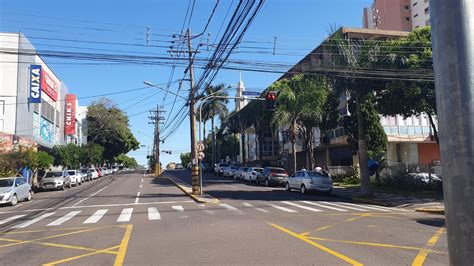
(0, 0, 372, 166)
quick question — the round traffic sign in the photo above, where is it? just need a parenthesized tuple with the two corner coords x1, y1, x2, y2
(198, 151, 205, 160)
(197, 142, 205, 152)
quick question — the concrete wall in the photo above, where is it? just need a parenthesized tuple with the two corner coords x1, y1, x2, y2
(410, 0, 430, 29)
(0, 33, 20, 134)
(370, 0, 412, 31)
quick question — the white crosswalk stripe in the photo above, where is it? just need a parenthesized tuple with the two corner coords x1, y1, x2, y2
(117, 208, 134, 222)
(244, 202, 269, 213)
(47, 211, 81, 226)
(147, 207, 161, 220)
(0, 214, 26, 225)
(282, 201, 323, 212)
(338, 202, 389, 212)
(268, 204, 298, 213)
(12, 212, 55, 229)
(219, 204, 243, 214)
(172, 206, 184, 212)
(319, 201, 367, 211)
(83, 209, 108, 224)
(299, 201, 347, 212)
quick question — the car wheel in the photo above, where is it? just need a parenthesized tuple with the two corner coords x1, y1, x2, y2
(26, 191, 32, 201)
(10, 194, 18, 206)
(61, 184, 65, 190)
(301, 185, 307, 194)
(285, 182, 291, 192)
(265, 179, 270, 187)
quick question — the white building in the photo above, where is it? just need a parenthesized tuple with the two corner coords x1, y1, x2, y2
(410, 0, 430, 29)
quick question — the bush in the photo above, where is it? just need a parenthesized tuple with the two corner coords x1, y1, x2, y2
(381, 169, 442, 192)
(342, 165, 360, 185)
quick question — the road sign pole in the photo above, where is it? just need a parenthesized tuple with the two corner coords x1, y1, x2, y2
(431, 1, 474, 264)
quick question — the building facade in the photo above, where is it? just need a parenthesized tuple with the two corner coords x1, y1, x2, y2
(410, 0, 430, 29)
(0, 32, 82, 152)
(363, 0, 413, 31)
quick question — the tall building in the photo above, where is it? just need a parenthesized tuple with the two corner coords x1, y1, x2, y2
(0, 32, 78, 152)
(362, 0, 413, 31)
(410, 0, 430, 29)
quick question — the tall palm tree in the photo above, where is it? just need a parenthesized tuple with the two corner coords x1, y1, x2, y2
(200, 83, 229, 165)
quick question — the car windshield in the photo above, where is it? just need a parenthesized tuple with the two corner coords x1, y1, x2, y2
(67, 171, 76, 175)
(81, 169, 88, 173)
(45, 172, 63, 177)
(0, 179, 14, 187)
(271, 168, 286, 174)
(231, 166, 240, 170)
(254, 168, 264, 172)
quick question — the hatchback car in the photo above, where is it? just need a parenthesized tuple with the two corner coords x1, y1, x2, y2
(242, 167, 264, 182)
(286, 170, 333, 194)
(0, 177, 32, 206)
(81, 168, 92, 181)
(256, 167, 288, 187)
(223, 166, 240, 177)
(233, 167, 249, 180)
(67, 170, 82, 186)
(40, 171, 71, 190)
(89, 168, 99, 180)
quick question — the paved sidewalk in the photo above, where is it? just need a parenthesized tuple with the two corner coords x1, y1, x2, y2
(331, 185, 445, 211)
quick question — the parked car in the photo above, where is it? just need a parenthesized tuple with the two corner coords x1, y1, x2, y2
(175, 163, 184, 169)
(89, 168, 99, 180)
(81, 168, 92, 181)
(101, 167, 109, 175)
(242, 167, 264, 182)
(67, 170, 82, 186)
(233, 167, 249, 180)
(96, 168, 103, 178)
(40, 171, 71, 190)
(223, 166, 240, 177)
(286, 170, 333, 194)
(409, 173, 442, 183)
(256, 167, 288, 187)
(214, 163, 230, 176)
(0, 177, 32, 206)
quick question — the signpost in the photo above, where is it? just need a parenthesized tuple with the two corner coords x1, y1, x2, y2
(197, 142, 205, 153)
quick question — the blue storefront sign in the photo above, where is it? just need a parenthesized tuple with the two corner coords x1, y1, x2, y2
(29, 65, 42, 103)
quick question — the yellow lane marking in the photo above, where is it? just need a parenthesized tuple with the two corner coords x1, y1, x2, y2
(411, 227, 446, 266)
(313, 214, 371, 233)
(114, 224, 133, 266)
(269, 222, 363, 266)
(0, 224, 127, 235)
(0, 227, 105, 249)
(300, 232, 310, 236)
(316, 225, 334, 231)
(367, 225, 377, 228)
(42, 245, 120, 266)
(305, 236, 447, 255)
(346, 214, 371, 222)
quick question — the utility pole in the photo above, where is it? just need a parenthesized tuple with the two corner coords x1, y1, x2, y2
(186, 29, 200, 195)
(149, 105, 165, 176)
(431, 1, 473, 264)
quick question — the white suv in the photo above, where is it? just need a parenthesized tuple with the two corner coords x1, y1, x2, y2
(67, 170, 82, 186)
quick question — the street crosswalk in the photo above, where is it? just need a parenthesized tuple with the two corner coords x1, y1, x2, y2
(0, 200, 409, 230)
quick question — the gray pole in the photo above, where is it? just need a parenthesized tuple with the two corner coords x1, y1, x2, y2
(430, 1, 474, 264)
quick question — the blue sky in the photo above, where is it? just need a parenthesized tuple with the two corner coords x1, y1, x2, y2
(0, 0, 371, 166)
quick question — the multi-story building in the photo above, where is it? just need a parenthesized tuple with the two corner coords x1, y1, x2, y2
(363, 0, 413, 31)
(410, 0, 430, 29)
(0, 32, 81, 152)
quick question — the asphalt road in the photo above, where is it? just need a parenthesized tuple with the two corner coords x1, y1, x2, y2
(0, 170, 448, 265)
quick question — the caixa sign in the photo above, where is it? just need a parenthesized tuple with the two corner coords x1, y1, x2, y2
(29, 65, 42, 103)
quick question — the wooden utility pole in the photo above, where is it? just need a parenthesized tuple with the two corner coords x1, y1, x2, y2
(186, 29, 200, 195)
(149, 105, 165, 176)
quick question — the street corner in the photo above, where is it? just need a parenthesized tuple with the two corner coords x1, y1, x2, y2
(0, 224, 133, 266)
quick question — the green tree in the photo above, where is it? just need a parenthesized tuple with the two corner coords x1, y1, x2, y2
(87, 98, 140, 161)
(115, 154, 138, 168)
(53, 144, 83, 169)
(375, 27, 438, 142)
(180, 152, 192, 167)
(81, 143, 104, 167)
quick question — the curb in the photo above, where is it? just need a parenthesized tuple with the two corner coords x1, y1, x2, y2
(415, 208, 445, 215)
(165, 177, 218, 204)
(352, 196, 392, 207)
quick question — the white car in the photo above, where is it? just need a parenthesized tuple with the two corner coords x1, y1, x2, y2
(0, 177, 32, 206)
(223, 166, 240, 177)
(67, 170, 82, 186)
(89, 168, 99, 180)
(214, 163, 230, 176)
(242, 167, 264, 182)
(286, 170, 333, 194)
(233, 167, 249, 180)
(409, 173, 441, 183)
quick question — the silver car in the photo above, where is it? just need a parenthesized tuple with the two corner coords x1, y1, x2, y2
(286, 170, 333, 194)
(0, 177, 32, 206)
(40, 171, 72, 190)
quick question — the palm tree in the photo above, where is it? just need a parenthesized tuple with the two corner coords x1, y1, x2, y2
(200, 83, 229, 165)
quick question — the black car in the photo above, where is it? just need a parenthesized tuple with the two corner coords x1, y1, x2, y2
(256, 167, 289, 187)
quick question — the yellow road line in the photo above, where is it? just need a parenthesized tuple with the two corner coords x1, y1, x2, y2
(412, 227, 446, 266)
(269, 222, 363, 266)
(0, 237, 117, 254)
(114, 224, 133, 266)
(300, 232, 310, 236)
(316, 225, 334, 231)
(42, 245, 120, 266)
(0, 224, 126, 235)
(305, 236, 446, 254)
(314, 214, 371, 233)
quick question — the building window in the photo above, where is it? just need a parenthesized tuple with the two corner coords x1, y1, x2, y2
(414, 13, 418, 18)
(413, 2, 418, 6)
(424, 7, 429, 14)
(404, 5, 410, 11)
(405, 17, 411, 21)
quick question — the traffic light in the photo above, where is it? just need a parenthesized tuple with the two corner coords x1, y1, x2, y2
(265, 91, 277, 111)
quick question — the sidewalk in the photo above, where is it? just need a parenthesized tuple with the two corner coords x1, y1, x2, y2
(161, 171, 218, 204)
(331, 185, 445, 213)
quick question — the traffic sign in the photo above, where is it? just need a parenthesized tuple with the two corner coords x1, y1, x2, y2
(242, 91, 261, 96)
(198, 152, 205, 160)
(197, 142, 205, 152)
